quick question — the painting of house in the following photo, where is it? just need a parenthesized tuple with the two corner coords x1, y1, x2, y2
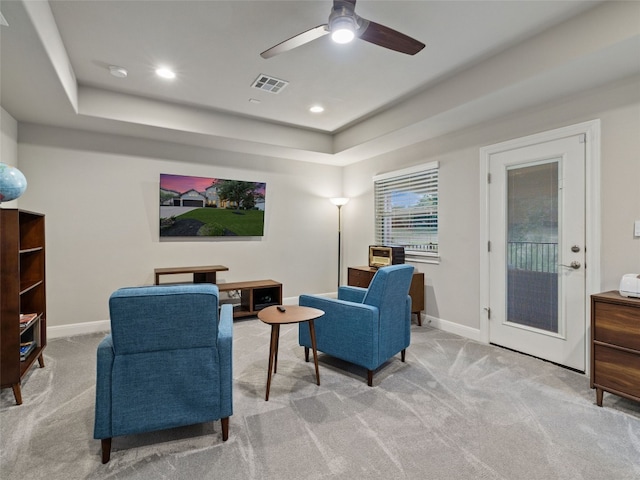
(205, 185, 220, 207)
(178, 189, 206, 207)
(159, 173, 266, 237)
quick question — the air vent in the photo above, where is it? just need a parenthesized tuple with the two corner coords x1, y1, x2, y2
(251, 74, 288, 94)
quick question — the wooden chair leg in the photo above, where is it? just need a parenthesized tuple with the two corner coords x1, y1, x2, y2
(367, 370, 373, 387)
(221, 417, 229, 441)
(401, 348, 406, 362)
(304, 346, 309, 362)
(101, 438, 112, 464)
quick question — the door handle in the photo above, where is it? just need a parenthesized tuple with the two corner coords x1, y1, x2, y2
(559, 261, 581, 270)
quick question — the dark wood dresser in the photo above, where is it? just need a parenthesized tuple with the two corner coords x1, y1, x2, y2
(590, 291, 640, 407)
(347, 266, 425, 325)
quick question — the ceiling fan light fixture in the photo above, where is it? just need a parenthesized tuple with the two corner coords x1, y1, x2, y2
(260, 0, 424, 58)
(156, 67, 176, 80)
(330, 16, 356, 44)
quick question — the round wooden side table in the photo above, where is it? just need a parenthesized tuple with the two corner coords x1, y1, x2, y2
(257, 305, 324, 401)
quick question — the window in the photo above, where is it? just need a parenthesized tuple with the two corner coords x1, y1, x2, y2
(374, 162, 439, 261)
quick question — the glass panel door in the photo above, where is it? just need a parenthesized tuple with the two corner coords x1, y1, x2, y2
(506, 160, 559, 334)
(487, 133, 586, 371)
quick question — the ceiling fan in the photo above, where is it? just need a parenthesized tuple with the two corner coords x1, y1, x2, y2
(260, 0, 425, 59)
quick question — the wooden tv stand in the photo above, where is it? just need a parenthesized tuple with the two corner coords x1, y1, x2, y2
(154, 265, 229, 285)
(218, 280, 282, 319)
(154, 266, 282, 319)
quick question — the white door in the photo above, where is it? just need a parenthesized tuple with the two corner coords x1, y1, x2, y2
(488, 134, 586, 371)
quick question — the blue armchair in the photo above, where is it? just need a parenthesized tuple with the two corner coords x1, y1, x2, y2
(93, 284, 233, 463)
(299, 264, 414, 386)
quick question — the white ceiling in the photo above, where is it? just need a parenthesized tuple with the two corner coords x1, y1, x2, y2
(1, 0, 638, 166)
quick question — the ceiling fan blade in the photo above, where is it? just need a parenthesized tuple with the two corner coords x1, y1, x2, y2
(357, 19, 425, 55)
(261, 24, 329, 59)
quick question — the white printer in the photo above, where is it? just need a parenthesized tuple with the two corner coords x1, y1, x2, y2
(619, 274, 640, 298)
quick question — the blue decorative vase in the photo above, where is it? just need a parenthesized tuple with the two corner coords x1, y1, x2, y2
(0, 163, 27, 202)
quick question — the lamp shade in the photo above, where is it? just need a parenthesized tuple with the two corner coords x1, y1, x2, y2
(0, 163, 27, 202)
(330, 197, 350, 207)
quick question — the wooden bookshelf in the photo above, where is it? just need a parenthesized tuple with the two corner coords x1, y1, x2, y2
(1, 209, 47, 405)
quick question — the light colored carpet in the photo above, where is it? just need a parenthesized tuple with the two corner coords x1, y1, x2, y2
(1, 320, 639, 479)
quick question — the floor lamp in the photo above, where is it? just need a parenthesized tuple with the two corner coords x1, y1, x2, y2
(330, 197, 349, 289)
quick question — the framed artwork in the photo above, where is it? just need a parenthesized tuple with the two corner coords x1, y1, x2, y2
(160, 173, 266, 237)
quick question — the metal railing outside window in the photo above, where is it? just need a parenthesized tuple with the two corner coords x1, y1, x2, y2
(507, 241, 558, 273)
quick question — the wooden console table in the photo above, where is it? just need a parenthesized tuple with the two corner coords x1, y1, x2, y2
(590, 291, 640, 407)
(347, 266, 425, 325)
(154, 266, 282, 320)
(154, 265, 229, 285)
(218, 280, 283, 319)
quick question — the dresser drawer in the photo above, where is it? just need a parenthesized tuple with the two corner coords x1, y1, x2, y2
(347, 268, 374, 288)
(593, 344, 640, 399)
(593, 301, 640, 350)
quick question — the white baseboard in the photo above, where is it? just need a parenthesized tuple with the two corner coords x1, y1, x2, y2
(47, 295, 307, 339)
(46, 301, 481, 343)
(48, 320, 110, 339)
(421, 314, 483, 343)
(293, 292, 337, 300)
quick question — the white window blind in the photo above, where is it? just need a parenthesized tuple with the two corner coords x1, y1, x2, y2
(373, 162, 439, 258)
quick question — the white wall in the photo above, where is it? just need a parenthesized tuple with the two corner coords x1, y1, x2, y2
(1, 108, 19, 208)
(17, 125, 343, 335)
(1, 107, 18, 166)
(11, 76, 640, 340)
(343, 75, 640, 338)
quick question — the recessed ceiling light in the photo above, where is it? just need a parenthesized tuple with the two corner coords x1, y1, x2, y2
(109, 65, 128, 78)
(309, 105, 324, 113)
(248, 98, 261, 104)
(155, 67, 176, 79)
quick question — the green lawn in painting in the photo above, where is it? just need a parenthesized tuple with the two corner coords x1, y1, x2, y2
(177, 208, 264, 236)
